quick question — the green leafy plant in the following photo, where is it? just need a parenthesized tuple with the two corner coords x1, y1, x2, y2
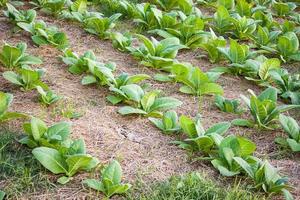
(42, 0, 66, 16)
(250, 25, 280, 48)
(269, 69, 300, 105)
(18, 20, 69, 49)
(4, 3, 36, 25)
(217, 39, 256, 74)
(171, 63, 223, 96)
(129, 34, 185, 70)
(272, 1, 296, 17)
(151, 14, 208, 49)
(118, 88, 182, 117)
(232, 87, 300, 129)
(106, 73, 150, 105)
(32, 142, 99, 184)
(36, 86, 61, 105)
(244, 56, 281, 86)
(61, 49, 97, 74)
(271, 32, 300, 62)
(0, 42, 42, 69)
(83, 13, 122, 39)
(0, 91, 26, 123)
(83, 160, 131, 198)
(174, 115, 231, 154)
(154, 0, 194, 14)
(112, 73, 150, 89)
(215, 95, 243, 114)
(237, 159, 293, 199)
(133, 3, 162, 30)
(149, 110, 180, 134)
(229, 15, 259, 40)
(199, 29, 226, 63)
(3, 66, 48, 91)
(81, 60, 116, 86)
(211, 135, 257, 177)
(276, 114, 300, 152)
(213, 6, 232, 35)
(19, 117, 71, 149)
(110, 32, 133, 52)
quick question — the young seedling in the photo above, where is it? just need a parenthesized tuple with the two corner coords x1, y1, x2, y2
(118, 88, 182, 117)
(149, 110, 180, 134)
(83, 160, 131, 199)
(214, 95, 243, 114)
(36, 86, 61, 106)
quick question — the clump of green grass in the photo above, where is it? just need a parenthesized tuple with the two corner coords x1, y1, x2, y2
(0, 130, 53, 199)
(126, 172, 265, 200)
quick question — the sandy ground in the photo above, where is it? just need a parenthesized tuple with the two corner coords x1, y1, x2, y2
(0, 6, 299, 200)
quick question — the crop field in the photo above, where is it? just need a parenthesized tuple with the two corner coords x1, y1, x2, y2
(0, 0, 300, 199)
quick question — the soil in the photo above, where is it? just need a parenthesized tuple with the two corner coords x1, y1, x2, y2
(0, 5, 299, 200)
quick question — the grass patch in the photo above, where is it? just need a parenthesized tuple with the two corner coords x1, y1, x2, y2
(0, 130, 53, 199)
(126, 172, 266, 200)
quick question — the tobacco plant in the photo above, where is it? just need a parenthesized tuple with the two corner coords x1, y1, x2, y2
(61, 49, 97, 74)
(152, 14, 208, 49)
(32, 140, 99, 184)
(229, 15, 259, 40)
(83, 13, 122, 39)
(133, 3, 162, 30)
(36, 86, 61, 105)
(250, 25, 280, 48)
(171, 63, 223, 96)
(211, 135, 257, 177)
(19, 117, 71, 149)
(83, 160, 131, 198)
(42, 0, 66, 16)
(217, 39, 256, 74)
(81, 60, 116, 86)
(110, 32, 133, 52)
(269, 69, 300, 105)
(213, 6, 232, 35)
(129, 34, 185, 70)
(118, 88, 182, 117)
(0, 42, 42, 69)
(154, 0, 194, 14)
(272, 32, 300, 62)
(174, 115, 231, 154)
(214, 95, 243, 114)
(149, 110, 180, 134)
(232, 88, 300, 129)
(237, 159, 293, 199)
(244, 56, 281, 86)
(4, 3, 36, 25)
(199, 29, 226, 63)
(272, 1, 296, 17)
(3, 66, 48, 91)
(277, 115, 300, 152)
(0, 91, 26, 123)
(18, 20, 69, 49)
